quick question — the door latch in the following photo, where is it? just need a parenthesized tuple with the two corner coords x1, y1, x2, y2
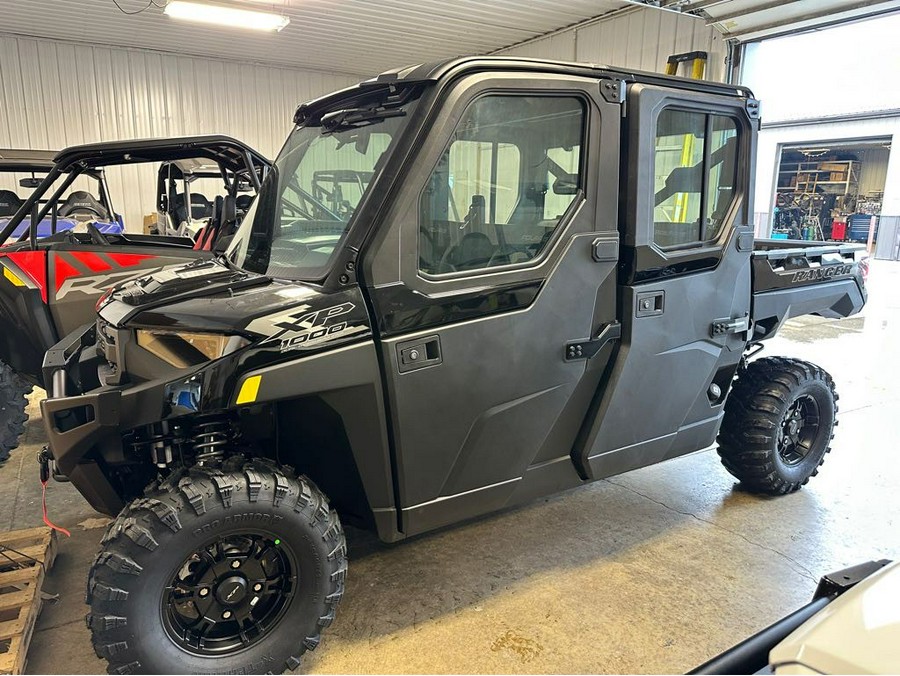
(397, 335, 442, 373)
(565, 321, 621, 362)
(711, 314, 750, 337)
(636, 290, 664, 317)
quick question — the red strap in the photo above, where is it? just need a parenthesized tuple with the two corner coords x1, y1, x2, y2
(41, 480, 71, 538)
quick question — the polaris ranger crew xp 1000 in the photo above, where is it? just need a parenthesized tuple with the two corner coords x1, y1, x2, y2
(40, 58, 867, 674)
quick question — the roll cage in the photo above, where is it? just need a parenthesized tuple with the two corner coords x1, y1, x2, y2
(0, 135, 270, 247)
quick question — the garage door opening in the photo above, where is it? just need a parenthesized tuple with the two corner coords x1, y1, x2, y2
(772, 137, 891, 246)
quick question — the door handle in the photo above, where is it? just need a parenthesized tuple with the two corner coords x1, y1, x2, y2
(636, 290, 665, 317)
(565, 321, 621, 362)
(397, 335, 442, 373)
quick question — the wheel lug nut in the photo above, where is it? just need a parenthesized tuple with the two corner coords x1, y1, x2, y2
(253, 583, 262, 592)
(222, 610, 232, 619)
(231, 560, 241, 569)
(199, 588, 209, 597)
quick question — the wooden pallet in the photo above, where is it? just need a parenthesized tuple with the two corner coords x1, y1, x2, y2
(0, 527, 58, 675)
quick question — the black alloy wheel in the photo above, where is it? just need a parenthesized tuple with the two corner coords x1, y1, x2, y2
(162, 533, 296, 656)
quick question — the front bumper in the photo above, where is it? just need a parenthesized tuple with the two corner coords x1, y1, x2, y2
(40, 324, 205, 515)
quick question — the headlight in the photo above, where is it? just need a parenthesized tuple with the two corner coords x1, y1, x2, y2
(136, 330, 248, 368)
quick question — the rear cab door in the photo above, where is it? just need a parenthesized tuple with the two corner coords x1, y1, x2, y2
(573, 79, 759, 479)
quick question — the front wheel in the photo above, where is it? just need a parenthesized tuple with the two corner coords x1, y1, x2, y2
(86, 461, 347, 674)
(717, 357, 837, 495)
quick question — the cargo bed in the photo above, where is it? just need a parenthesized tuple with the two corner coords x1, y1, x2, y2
(751, 239, 867, 340)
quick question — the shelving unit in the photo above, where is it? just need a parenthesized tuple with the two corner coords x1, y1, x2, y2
(776, 159, 859, 196)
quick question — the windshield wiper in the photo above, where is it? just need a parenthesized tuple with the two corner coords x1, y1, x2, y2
(320, 107, 405, 132)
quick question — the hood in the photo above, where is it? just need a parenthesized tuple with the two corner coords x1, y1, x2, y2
(97, 258, 371, 350)
(103, 258, 261, 308)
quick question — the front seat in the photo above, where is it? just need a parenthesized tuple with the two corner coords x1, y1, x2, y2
(58, 191, 110, 221)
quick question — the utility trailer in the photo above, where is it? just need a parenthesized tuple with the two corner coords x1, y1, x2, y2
(37, 58, 866, 674)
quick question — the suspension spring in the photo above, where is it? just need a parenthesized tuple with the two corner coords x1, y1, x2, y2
(192, 420, 230, 466)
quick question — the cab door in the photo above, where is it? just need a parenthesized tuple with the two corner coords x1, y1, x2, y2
(573, 83, 757, 480)
(364, 72, 622, 536)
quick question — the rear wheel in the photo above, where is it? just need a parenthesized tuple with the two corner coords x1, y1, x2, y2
(0, 361, 32, 463)
(86, 461, 347, 674)
(717, 357, 837, 494)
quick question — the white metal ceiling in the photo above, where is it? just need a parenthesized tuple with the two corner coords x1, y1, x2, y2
(0, 0, 630, 76)
(641, 0, 900, 41)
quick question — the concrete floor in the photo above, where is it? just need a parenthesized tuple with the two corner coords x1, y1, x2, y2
(2, 260, 898, 674)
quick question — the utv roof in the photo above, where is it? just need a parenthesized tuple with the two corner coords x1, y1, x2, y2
(0, 149, 57, 172)
(52, 135, 270, 175)
(296, 56, 755, 125)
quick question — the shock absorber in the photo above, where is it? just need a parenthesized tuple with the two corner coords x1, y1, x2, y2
(133, 421, 176, 469)
(192, 419, 231, 466)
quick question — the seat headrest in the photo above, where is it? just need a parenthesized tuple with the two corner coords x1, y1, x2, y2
(0, 190, 23, 217)
(235, 194, 254, 212)
(58, 191, 109, 221)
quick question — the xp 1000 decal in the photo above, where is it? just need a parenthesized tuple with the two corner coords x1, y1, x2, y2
(246, 301, 368, 352)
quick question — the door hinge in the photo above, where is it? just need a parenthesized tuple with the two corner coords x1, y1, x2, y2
(565, 321, 621, 362)
(711, 314, 749, 338)
(599, 78, 626, 105)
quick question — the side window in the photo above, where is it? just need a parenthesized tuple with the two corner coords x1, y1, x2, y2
(653, 109, 738, 248)
(419, 95, 584, 275)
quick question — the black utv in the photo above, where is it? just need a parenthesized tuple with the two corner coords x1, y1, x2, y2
(40, 57, 867, 674)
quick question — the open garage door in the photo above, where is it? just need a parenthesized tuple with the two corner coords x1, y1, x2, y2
(633, 1, 900, 42)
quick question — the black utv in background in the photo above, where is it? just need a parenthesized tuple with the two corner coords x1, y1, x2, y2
(40, 58, 867, 674)
(0, 137, 269, 461)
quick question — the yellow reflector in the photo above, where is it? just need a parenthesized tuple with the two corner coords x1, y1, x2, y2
(3, 267, 25, 287)
(235, 375, 262, 405)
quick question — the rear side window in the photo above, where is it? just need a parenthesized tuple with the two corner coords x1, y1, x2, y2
(653, 109, 738, 248)
(419, 95, 585, 275)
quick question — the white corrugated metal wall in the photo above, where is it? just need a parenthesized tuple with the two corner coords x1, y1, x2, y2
(0, 34, 359, 232)
(495, 8, 728, 81)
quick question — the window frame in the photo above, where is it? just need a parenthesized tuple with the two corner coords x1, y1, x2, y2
(416, 89, 590, 280)
(651, 106, 741, 252)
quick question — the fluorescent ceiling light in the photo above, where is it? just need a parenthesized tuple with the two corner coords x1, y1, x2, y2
(164, 1, 290, 32)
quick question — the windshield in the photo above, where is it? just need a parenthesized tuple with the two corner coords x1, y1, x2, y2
(227, 97, 413, 280)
